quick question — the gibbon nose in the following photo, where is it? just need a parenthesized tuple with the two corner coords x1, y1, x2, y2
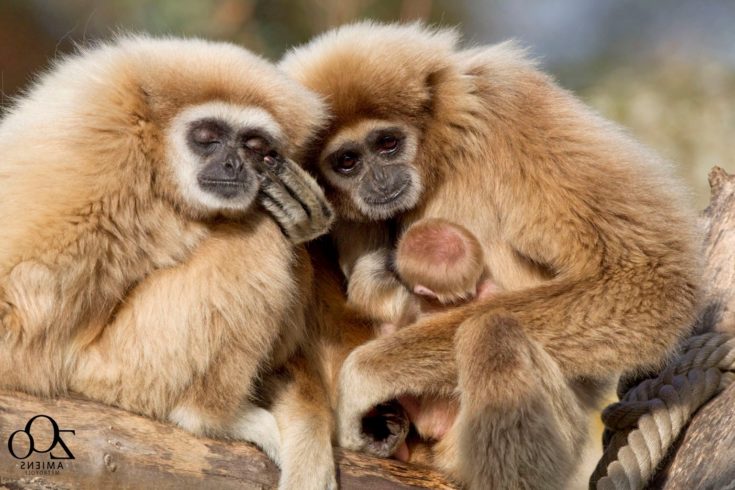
(202, 157, 248, 183)
(221, 158, 245, 180)
(369, 167, 403, 196)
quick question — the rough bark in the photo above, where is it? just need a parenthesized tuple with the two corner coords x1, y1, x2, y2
(649, 166, 735, 489)
(698, 166, 735, 336)
(0, 391, 456, 490)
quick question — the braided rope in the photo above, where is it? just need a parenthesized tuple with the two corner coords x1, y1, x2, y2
(590, 332, 735, 490)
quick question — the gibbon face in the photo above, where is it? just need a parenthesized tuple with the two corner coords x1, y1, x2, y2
(317, 119, 421, 220)
(83, 36, 328, 220)
(167, 102, 286, 214)
(280, 22, 458, 221)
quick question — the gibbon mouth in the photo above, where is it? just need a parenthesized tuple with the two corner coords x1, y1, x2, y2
(198, 178, 250, 199)
(364, 183, 410, 205)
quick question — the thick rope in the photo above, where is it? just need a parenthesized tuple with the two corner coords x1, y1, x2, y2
(590, 332, 735, 490)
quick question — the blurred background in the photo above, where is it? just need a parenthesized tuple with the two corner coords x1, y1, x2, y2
(1, 0, 732, 208)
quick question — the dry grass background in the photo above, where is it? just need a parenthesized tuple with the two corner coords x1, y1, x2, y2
(2, 0, 732, 208)
(584, 61, 735, 209)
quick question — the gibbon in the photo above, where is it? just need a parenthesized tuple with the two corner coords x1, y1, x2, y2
(281, 22, 701, 488)
(0, 36, 335, 490)
(346, 218, 495, 334)
(396, 218, 489, 305)
(339, 217, 492, 460)
(369, 218, 494, 461)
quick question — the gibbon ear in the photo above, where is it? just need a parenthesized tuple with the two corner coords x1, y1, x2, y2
(413, 284, 441, 300)
(425, 67, 448, 88)
(422, 66, 452, 117)
(135, 81, 174, 123)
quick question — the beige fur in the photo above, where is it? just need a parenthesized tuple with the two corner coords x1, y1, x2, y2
(282, 22, 701, 488)
(333, 221, 416, 325)
(344, 217, 490, 337)
(0, 36, 334, 490)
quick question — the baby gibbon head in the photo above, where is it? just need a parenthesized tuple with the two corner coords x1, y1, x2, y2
(396, 218, 484, 304)
(280, 22, 459, 221)
(8, 35, 326, 220)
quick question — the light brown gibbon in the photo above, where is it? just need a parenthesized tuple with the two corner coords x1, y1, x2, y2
(281, 22, 701, 489)
(0, 36, 335, 490)
(344, 217, 497, 336)
(395, 218, 493, 305)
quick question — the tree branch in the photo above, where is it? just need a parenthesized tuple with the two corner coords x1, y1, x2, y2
(649, 166, 735, 489)
(0, 391, 456, 489)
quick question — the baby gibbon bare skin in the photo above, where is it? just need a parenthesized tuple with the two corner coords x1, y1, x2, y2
(0, 36, 334, 490)
(397, 218, 486, 305)
(282, 22, 701, 488)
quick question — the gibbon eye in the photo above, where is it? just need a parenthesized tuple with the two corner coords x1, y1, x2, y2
(244, 135, 269, 154)
(377, 135, 399, 153)
(334, 151, 361, 175)
(191, 127, 221, 147)
(263, 150, 282, 169)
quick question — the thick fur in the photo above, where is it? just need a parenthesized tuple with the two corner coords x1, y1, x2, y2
(0, 36, 334, 490)
(333, 221, 417, 325)
(282, 22, 701, 488)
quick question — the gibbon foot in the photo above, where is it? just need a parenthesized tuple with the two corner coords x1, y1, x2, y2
(359, 400, 410, 458)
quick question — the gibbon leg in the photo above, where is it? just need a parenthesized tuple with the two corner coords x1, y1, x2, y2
(336, 308, 587, 490)
(269, 352, 337, 490)
(454, 314, 587, 490)
(69, 222, 321, 473)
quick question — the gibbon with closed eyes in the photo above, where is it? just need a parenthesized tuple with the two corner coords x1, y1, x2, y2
(282, 22, 700, 488)
(0, 36, 334, 490)
(344, 218, 495, 334)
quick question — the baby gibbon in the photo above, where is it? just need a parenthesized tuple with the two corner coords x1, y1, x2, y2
(348, 218, 496, 333)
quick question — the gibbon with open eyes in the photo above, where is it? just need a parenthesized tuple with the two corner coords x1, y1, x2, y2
(282, 22, 700, 488)
(0, 36, 334, 490)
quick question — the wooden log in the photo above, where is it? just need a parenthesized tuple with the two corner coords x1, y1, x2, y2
(0, 391, 457, 489)
(649, 166, 735, 489)
(698, 166, 735, 336)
